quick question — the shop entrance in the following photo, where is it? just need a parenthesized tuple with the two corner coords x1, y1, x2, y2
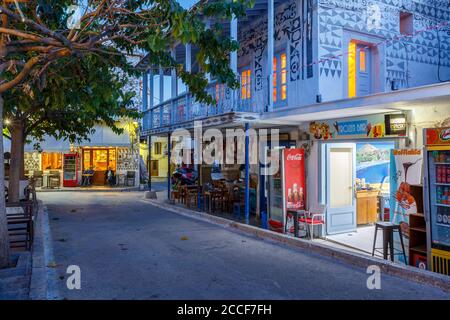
(323, 140, 396, 253)
(82, 148, 116, 185)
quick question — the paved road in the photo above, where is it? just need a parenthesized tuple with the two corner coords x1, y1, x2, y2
(40, 192, 449, 300)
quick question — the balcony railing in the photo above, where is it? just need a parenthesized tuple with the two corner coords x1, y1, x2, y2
(142, 76, 267, 131)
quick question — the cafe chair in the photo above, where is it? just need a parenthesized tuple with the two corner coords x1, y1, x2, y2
(33, 171, 43, 188)
(125, 171, 136, 186)
(298, 204, 326, 240)
(49, 170, 61, 188)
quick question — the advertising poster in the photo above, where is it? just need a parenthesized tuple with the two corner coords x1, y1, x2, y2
(425, 127, 450, 145)
(390, 149, 423, 264)
(283, 149, 306, 235)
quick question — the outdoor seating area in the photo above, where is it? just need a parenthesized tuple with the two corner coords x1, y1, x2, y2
(171, 179, 251, 221)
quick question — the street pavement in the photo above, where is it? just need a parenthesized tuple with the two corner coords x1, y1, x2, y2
(39, 191, 450, 300)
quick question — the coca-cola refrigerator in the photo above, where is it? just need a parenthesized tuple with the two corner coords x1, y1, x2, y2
(423, 128, 450, 275)
(267, 148, 306, 234)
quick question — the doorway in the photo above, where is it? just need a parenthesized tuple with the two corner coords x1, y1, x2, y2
(150, 160, 159, 177)
(324, 143, 357, 235)
(322, 140, 397, 254)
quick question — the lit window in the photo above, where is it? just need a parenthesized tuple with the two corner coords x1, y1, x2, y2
(273, 57, 277, 102)
(359, 49, 366, 72)
(348, 41, 357, 98)
(280, 53, 287, 101)
(240, 69, 251, 100)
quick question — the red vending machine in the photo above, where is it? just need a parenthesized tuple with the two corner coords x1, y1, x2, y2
(267, 148, 306, 234)
(63, 153, 78, 187)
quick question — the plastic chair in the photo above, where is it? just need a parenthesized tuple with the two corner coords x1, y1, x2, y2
(299, 204, 326, 240)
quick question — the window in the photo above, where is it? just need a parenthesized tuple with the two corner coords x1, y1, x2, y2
(359, 49, 366, 72)
(273, 51, 287, 104)
(154, 142, 162, 155)
(41, 152, 62, 170)
(400, 12, 413, 35)
(240, 69, 251, 100)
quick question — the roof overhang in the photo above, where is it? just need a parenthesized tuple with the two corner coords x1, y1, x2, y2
(260, 82, 450, 125)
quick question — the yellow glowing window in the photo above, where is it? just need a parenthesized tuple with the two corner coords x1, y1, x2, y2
(280, 53, 287, 101)
(348, 42, 357, 98)
(359, 49, 366, 72)
(240, 70, 251, 100)
(41, 152, 62, 170)
(273, 57, 277, 102)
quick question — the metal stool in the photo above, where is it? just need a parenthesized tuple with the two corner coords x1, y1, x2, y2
(372, 222, 407, 263)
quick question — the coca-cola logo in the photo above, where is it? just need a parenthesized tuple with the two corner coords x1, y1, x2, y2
(440, 128, 450, 141)
(287, 153, 302, 161)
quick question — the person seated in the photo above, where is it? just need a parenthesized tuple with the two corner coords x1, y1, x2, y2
(105, 167, 116, 187)
(82, 167, 94, 186)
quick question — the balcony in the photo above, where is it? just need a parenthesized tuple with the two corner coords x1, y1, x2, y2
(141, 76, 267, 134)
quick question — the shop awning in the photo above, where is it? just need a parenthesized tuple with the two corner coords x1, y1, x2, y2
(259, 82, 450, 125)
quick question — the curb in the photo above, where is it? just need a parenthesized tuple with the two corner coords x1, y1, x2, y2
(29, 201, 58, 300)
(143, 198, 450, 292)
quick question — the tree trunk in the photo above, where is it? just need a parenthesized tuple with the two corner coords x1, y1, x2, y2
(0, 95, 10, 268)
(9, 119, 25, 203)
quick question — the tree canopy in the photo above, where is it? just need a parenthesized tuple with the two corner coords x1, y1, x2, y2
(0, 0, 254, 103)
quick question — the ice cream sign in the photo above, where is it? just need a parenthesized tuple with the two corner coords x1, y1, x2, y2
(336, 120, 367, 135)
(309, 114, 391, 140)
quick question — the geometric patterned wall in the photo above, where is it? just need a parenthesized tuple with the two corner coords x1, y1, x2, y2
(318, 0, 450, 89)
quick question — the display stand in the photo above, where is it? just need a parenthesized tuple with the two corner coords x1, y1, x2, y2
(408, 184, 428, 269)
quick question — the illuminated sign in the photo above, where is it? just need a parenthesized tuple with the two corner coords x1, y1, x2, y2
(385, 114, 407, 136)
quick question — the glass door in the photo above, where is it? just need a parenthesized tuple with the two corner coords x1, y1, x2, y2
(267, 148, 284, 232)
(428, 150, 450, 250)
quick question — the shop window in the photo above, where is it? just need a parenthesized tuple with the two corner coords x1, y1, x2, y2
(154, 142, 162, 155)
(240, 69, 251, 100)
(400, 12, 413, 35)
(273, 51, 287, 105)
(41, 152, 62, 170)
(82, 148, 117, 171)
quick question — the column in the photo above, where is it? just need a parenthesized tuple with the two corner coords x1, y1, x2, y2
(147, 135, 152, 190)
(142, 72, 148, 112)
(148, 70, 154, 129)
(244, 123, 250, 224)
(159, 67, 164, 126)
(267, 0, 274, 112)
(230, 15, 238, 75)
(205, 20, 211, 82)
(185, 44, 192, 74)
(171, 48, 178, 98)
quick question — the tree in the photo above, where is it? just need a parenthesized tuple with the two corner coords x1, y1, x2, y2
(3, 54, 139, 199)
(0, 0, 252, 268)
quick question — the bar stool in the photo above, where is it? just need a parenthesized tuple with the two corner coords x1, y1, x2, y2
(372, 222, 407, 263)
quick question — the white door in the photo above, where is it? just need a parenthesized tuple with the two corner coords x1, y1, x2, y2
(325, 143, 357, 234)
